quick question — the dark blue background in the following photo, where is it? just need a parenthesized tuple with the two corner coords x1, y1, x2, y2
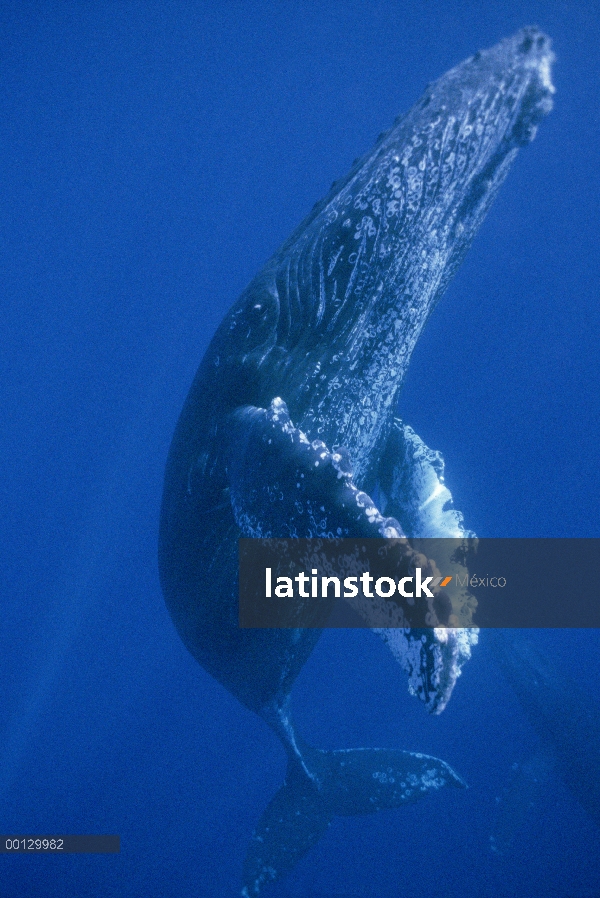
(1, 3, 599, 896)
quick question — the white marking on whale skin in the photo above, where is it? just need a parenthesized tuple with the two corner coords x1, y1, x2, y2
(537, 57, 554, 93)
(419, 480, 446, 510)
(388, 423, 473, 540)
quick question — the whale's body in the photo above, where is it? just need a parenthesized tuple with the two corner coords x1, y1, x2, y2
(159, 29, 553, 895)
(490, 630, 600, 833)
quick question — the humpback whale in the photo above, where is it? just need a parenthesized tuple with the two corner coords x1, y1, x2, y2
(490, 630, 600, 834)
(159, 29, 554, 895)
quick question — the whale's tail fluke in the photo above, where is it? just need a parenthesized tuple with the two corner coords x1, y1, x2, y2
(241, 746, 465, 896)
(241, 761, 331, 898)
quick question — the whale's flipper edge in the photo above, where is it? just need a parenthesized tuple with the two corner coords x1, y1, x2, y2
(378, 418, 474, 541)
(242, 746, 465, 897)
(226, 397, 403, 540)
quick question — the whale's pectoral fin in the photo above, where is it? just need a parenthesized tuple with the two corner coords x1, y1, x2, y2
(377, 417, 471, 539)
(242, 748, 465, 897)
(226, 397, 403, 539)
(372, 419, 479, 714)
(227, 401, 475, 711)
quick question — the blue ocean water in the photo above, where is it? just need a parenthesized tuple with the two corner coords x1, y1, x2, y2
(1, 3, 599, 896)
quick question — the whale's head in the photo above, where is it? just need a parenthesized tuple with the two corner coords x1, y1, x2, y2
(214, 30, 554, 476)
(257, 28, 555, 470)
(478, 27, 555, 146)
(412, 27, 555, 245)
(442, 28, 555, 137)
